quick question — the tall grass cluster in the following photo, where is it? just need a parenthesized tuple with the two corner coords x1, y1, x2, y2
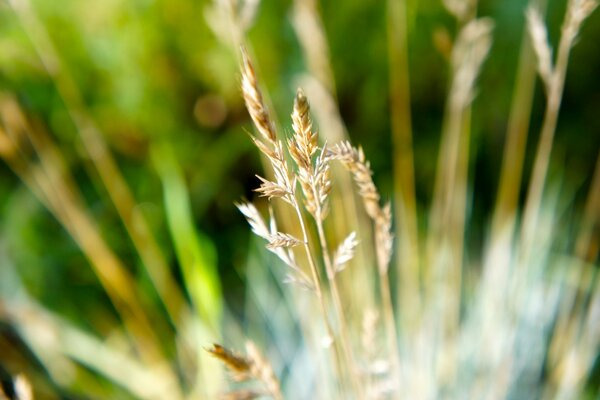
(0, 0, 598, 399)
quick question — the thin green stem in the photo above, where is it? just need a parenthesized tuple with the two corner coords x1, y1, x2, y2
(387, 0, 421, 322)
(492, 0, 548, 239)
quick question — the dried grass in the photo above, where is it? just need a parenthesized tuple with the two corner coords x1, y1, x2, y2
(217, 1, 600, 399)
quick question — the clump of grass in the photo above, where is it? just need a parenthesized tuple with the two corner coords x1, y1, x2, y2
(0, 0, 598, 398)
(211, 0, 600, 399)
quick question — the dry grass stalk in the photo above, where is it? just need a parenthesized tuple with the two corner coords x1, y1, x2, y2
(239, 48, 347, 391)
(290, 1, 374, 325)
(329, 141, 399, 392)
(387, 0, 421, 328)
(239, 49, 374, 397)
(287, 90, 363, 397)
(521, 0, 598, 265)
(426, 17, 493, 285)
(290, 0, 336, 96)
(490, 0, 548, 247)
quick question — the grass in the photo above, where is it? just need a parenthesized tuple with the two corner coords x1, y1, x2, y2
(0, 0, 599, 399)
(213, 0, 600, 399)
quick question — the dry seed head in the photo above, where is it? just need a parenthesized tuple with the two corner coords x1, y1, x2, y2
(450, 18, 494, 108)
(236, 202, 271, 240)
(527, 7, 553, 89)
(333, 231, 359, 273)
(283, 272, 315, 290)
(236, 201, 309, 286)
(443, 0, 476, 21)
(207, 344, 252, 381)
(267, 232, 303, 249)
(329, 141, 393, 272)
(312, 145, 332, 220)
(255, 175, 291, 203)
(564, 0, 598, 43)
(240, 48, 277, 145)
(209, 342, 282, 400)
(288, 88, 331, 219)
(291, 88, 317, 166)
(250, 138, 295, 203)
(329, 141, 381, 219)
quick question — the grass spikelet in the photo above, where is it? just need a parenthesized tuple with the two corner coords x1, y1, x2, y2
(235, 201, 312, 288)
(290, 88, 317, 168)
(333, 231, 359, 273)
(329, 141, 380, 220)
(266, 232, 303, 249)
(240, 48, 277, 145)
(527, 7, 553, 89)
(449, 18, 494, 108)
(207, 343, 282, 400)
(207, 344, 253, 382)
(206, 342, 282, 400)
(289, 88, 331, 220)
(240, 54, 296, 206)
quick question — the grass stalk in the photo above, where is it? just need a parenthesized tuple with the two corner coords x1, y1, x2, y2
(311, 204, 364, 399)
(289, 197, 346, 393)
(492, 0, 548, 238)
(291, 0, 376, 323)
(521, 0, 598, 264)
(387, 0, 421, 322)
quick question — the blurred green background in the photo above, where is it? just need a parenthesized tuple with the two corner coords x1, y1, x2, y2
(0, 0, 598, 397)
